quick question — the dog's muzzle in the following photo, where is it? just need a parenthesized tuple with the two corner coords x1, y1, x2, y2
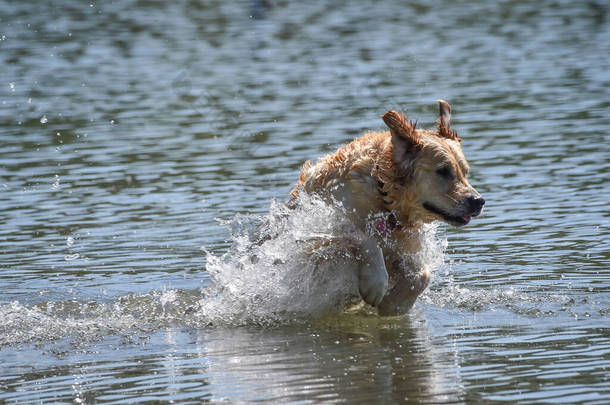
(423, 194, 485, 226)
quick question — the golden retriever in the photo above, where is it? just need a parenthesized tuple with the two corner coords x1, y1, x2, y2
(289, 101, 485, 315)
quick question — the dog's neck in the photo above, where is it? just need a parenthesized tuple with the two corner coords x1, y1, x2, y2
(375, 180, 401, 233)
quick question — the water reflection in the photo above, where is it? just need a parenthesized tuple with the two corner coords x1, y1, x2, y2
(1, 312, 467, 403)
(199, 314, 464, 403)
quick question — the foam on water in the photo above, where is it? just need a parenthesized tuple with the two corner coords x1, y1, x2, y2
(423, 284, 573, 315)
(0, 289, 197, 347)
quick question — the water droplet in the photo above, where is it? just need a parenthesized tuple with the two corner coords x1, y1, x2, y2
(66, 236, 75, 247)
(9, 82, 15, 91)
(52, 174, 60, 189)
(109, 119, 115, 125)
(40, 115, 48, 124)
(64, 253, 80, 261)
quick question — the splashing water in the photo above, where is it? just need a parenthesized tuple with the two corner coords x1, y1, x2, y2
(198, 195, 363, 325)
(0, 290, 194, 347)
(197, 194, 448, 325)
(0, 194, 457, 346)
(6, 193, 536, 347)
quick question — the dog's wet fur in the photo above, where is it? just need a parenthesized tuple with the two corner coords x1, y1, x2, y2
(289, 101, 484, 315)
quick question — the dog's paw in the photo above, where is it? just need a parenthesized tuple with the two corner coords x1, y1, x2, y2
(359, 265, 388, 307)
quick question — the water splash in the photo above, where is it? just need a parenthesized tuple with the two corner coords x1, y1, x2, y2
(0, 290, 201, 347)
(198, 195, 364, 325)
(5, 193, 589, 347)
(0, 194, 452, 345)
(196, 194, 453, 325)
(421, 282, 578, 318)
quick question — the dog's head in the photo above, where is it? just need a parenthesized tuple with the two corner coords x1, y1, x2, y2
(380, 101, 484, 227)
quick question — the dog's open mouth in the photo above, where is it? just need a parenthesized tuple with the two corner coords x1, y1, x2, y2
(423, 202, 472, 226)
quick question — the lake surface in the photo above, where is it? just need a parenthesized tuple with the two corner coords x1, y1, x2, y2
(1, 0, 609, 403)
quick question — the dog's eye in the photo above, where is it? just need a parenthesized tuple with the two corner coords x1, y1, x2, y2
(436, 166, 453, 179)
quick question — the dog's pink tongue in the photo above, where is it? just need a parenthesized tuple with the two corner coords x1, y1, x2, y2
(461, 215, 471, 223)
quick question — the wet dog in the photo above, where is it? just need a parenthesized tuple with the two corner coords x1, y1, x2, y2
(289, 101, 484, 315)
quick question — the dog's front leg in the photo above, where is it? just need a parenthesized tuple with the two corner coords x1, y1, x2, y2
(377, 266, 430, 316)
(357, 237, 388, 307)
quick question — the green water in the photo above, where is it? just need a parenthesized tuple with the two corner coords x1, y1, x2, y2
(1, 0, 609, 403)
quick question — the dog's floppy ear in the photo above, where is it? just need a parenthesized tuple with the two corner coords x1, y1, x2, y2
(437, 100, 461, 142)
(382, 110, 422, 176)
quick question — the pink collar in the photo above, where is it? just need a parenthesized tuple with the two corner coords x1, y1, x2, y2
(375, 220, 393, 234)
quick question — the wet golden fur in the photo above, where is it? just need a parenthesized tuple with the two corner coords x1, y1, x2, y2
(289, 101, 484, 315)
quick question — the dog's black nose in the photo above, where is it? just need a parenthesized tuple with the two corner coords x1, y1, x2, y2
(467, 196, 485, 213)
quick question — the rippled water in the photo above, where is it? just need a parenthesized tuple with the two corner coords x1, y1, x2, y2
(1, 0, 609, 403)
